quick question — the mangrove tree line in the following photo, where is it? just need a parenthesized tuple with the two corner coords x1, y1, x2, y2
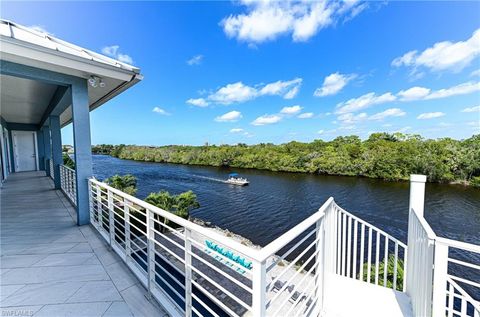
(92, 133, 480, 186)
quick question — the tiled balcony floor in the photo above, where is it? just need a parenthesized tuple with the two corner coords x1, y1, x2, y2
(0, 171, 168, 317)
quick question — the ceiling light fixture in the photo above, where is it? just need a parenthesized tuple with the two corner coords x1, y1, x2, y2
(88, 76, 105, 88)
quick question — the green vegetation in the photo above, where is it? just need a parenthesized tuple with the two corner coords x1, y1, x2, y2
(104, 174, 138, 196)
(360, 255, 404, 291)
(146, 190, 200, 228)
(92, 133, 480, 186)
(62, 153, 75, 169)
(102, 174, 200, 225)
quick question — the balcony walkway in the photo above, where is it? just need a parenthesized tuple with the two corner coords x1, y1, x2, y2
(0, 172, 168, 317)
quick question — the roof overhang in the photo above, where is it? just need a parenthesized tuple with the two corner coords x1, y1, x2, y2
(0, 20, 143, 127)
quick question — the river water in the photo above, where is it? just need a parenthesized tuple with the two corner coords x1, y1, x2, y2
(92, 154, 479, 248)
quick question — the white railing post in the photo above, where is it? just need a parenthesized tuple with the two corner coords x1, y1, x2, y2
(184, 228, 193, 317)
(96, 185, 102, 227)
(315, 213, 325, 315)
(251, 259, 266, 317)
(432, 242, 449, 317)
(124, 198, 131, 259)
(409, 174, 426, 217)
(406, 174, 426, 293)
(146, 209, 155, 300)
(107, 190, 114, 247)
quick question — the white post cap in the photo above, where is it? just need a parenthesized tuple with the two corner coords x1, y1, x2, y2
(410, 174, 427, 183)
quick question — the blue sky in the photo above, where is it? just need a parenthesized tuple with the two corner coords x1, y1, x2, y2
(2, 1, 480, 145)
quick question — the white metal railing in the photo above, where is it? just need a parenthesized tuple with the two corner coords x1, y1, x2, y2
(87, 176, 480, 317)
(406, 208, 436, 316)
(325, 203, 407, 292)
(433, 237, 480, 317)
(405, 205, 480, 317)
(60, 165, 76, 206)
(88, 178, 333, 317)
(49, 159, 54, 180)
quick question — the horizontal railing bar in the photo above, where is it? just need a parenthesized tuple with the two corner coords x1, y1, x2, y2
(266, 228, 316, 273)
(151, 238, 186, 265)
(268, 246, 320, 308)
(192, 293, 221, 317)
(438, 237, 480, 254)
(191, 280, 242, 317)
(449, 275, 480, 290)
(153, 249, 185, 277)
(268, 236, 320, 292)
(187, 263, 252, 311)
(185, 248, 252, 293)
(259, 197, 331, 262)
(151, 227, 186, 252)
(448, 258, 480, 271)
(447, 277, 480, 311)
(90, 179, 261, 261)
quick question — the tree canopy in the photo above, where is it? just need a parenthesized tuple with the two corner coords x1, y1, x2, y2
(92, 133, 480, 186)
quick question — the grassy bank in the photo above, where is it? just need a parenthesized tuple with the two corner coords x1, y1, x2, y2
(92, 133, 480, 186)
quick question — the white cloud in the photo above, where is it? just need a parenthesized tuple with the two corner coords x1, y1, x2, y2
(369, 108, 406, 121)
(101, 45, 134, 65)
(317, 130, 324, 134)
(471, 69, 480, 77)
(152, 107, 170, 115)
(337, 112, 368, 124)
(215, 111, 243, 122)
(335, 81, 480, 116)
(189, 78, 302, 106)
(314, 72, 356, 97)
(298, 112, 314, 119)
(251, 114, 282, 126)
(230, 128, 245, 133)
(187, 55, 203, 65)
(392, 29, 480, 73)
(186, 98, 209, 107)
(461, 105, 480, 113)
(259, 78, 303, 99)
(280, 105, 302, 115)
(417, 112, 445, 120)
(336, 92, 396, 114)
(425, 81, 480, 100)
(209, 82, 258, 104)
(397, 87, 431, 101)
(221, 0, 367, 44)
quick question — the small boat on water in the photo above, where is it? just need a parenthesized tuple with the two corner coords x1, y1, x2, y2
(225, 173, 249, 186)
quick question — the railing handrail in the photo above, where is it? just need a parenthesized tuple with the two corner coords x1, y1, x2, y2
(436, 236, 480, 253)
(410, 207, 436, 239)
(89, 178, 263, 260)
(336, 203, 407, 249)
(257, 197, 332, 263)
(60, 164, 75, 172)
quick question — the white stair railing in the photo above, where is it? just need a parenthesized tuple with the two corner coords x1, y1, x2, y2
(433, 237, 480, 317)
(325, 203, 407, 291)
(60, 165, 76, 206)
(406, 175, 480, 317)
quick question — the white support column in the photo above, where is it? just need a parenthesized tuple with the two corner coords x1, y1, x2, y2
(251, 259, 266, 317)
(71, 80, 93, 225)
(406, 174, 427, 295)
